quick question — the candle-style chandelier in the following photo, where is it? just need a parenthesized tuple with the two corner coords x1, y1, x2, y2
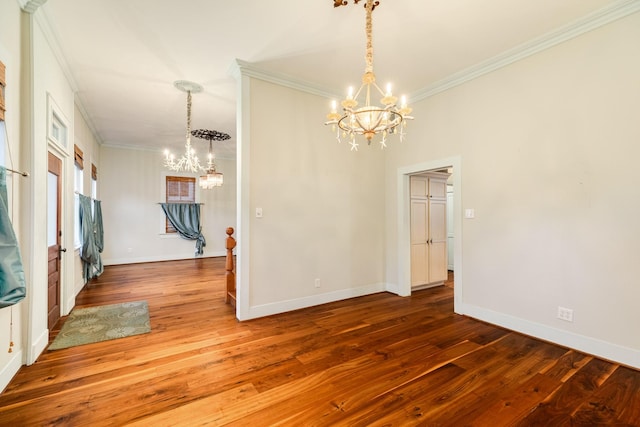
(192, 128, 229, 189)
(164, 80, 204, 173)
(325, 0, 413, 151)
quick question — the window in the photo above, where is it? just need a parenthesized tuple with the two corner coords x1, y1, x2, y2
(0, 61, 6, 165)
(0, 60, 5, 122)
(165, 176, 195, 233)
(91, 163, 97, 215)
(74, 145, 84, 248)
(0, 121, 5, 167)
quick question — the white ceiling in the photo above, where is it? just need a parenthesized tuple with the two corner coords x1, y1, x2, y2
(39, 0, 620, 159)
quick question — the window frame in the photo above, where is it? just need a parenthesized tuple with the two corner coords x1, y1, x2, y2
(165, 175, 196, 233)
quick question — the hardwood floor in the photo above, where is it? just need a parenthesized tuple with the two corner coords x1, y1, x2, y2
(1, 258, 640, 426)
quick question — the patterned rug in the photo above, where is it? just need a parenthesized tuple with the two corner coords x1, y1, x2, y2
(48, 300, 151, 350)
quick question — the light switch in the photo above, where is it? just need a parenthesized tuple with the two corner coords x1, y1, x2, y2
(256, 207, 263, 218)
(465, 208, 475, 219)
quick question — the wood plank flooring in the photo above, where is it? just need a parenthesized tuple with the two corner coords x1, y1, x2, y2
(1, 258, 640, 426)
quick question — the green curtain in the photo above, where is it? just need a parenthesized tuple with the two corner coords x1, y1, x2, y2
(92, 199, 104, 278)
(160, 203, 206, 255)
(79, 194, 103, 282)
(0, 166, 26, 308)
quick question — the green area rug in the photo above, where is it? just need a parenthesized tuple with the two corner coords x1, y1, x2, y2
(48, 300, 151, 350)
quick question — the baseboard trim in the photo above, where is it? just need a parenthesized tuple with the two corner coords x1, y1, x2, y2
(28, 328, 49, 366)
(0, 349, 23, 393)
(240, 282, 386, 321)
(460, 303, 640, 370)
(104, 252, 226, 266)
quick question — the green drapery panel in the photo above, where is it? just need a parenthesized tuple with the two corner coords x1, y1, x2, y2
(160, 203, 206, 255)
(0, 166, 26, 308)
(79, 194, 103, 282)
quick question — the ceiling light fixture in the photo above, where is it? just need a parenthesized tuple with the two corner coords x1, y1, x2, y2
(325, 0, 413, 151)
(192, 129, 229, 189)
(164, 80, 204, 173)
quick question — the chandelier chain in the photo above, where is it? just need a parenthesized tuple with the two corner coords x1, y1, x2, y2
(186, 91, 192, 146)
(365, 0, 373, 73)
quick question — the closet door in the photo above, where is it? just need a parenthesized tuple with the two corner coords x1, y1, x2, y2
(410, 199, 429, 287)
(428, 197, 448, 283)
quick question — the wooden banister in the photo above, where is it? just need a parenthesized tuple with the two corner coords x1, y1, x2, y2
(225, 227, 236, 306)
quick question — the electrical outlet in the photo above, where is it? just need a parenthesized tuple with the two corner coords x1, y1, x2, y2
(557, 306, 574, 322)
(314, 278, 321, 288)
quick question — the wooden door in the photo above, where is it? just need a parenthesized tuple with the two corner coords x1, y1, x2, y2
(47, 152, 62, 330)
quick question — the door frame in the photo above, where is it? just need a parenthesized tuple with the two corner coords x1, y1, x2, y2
(397, 156, 463, 313)
(47, 152, 62, 330)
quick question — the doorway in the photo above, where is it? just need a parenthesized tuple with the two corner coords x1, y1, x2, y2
(47, 152, 63, 330)
(409, 170, 450, 290)
(397, 156, 462, 313)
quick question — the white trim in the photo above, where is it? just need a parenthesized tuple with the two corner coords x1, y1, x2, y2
(24, 8, 38, 367)
(230, 60, 252, 321)
(30, 328, 48, 365)
(232, 60, 338, 100)
(460, 303, 640, 370)
(232, 1, 640, 105)
(411, 0, 640, 102)
(0, 349, 22, 392)
(240, 283, 386, 321)
(17, 0, 47, 14)
(103, 252, 225, 266)
(396, 156, 463, 313)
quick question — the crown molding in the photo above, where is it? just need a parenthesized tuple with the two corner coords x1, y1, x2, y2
(411, 0, 640, 102)
(232, 1, 640, 104)
(17, 0, 48, 14)
(31, 5, 104, 146)
(230, 59, 339, 100)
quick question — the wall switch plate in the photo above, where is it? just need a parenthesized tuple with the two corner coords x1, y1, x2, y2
(314, 278, 321, 288)
(465, 208, 475, 219)
(557, 306, 574, 322)
(256, 207, 263, 218)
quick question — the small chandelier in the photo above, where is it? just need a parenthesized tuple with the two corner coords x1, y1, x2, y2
(192, 129, 229, 189)
(164, 80, 204, 173)
(325, 0, 413, 151)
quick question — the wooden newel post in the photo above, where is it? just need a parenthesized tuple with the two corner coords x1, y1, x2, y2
(225, 227, 237, 306)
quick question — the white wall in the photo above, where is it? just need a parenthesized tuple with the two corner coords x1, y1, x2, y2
(26, 10, 78, 364)
(1, 3, 81, 391)
(100, 145, 236, 264)
(0, 0, 26, 392)
(236, 76, 387, 320)
(385, 11, 640, 367)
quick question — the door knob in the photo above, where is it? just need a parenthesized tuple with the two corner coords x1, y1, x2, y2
(58, 247, 67, 259)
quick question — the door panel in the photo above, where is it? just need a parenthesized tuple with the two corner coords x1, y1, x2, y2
(410, 199, 428, 286)
(410, 244, 428, 286)
(429, 199, 448, 283)
(47, 152, 62, 330)
(410, 200, 428, 243)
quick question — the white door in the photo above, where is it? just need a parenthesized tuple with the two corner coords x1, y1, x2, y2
(428, 198, 447, 283)
(410, 199, 428, 287)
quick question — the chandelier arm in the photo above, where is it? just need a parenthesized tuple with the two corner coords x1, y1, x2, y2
(372, 81, 387, 97)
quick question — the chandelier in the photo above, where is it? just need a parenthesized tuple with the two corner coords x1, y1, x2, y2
(325, 0, 413, 151)
(192, 129, 229, 189)
(164, 80, 204, 173)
